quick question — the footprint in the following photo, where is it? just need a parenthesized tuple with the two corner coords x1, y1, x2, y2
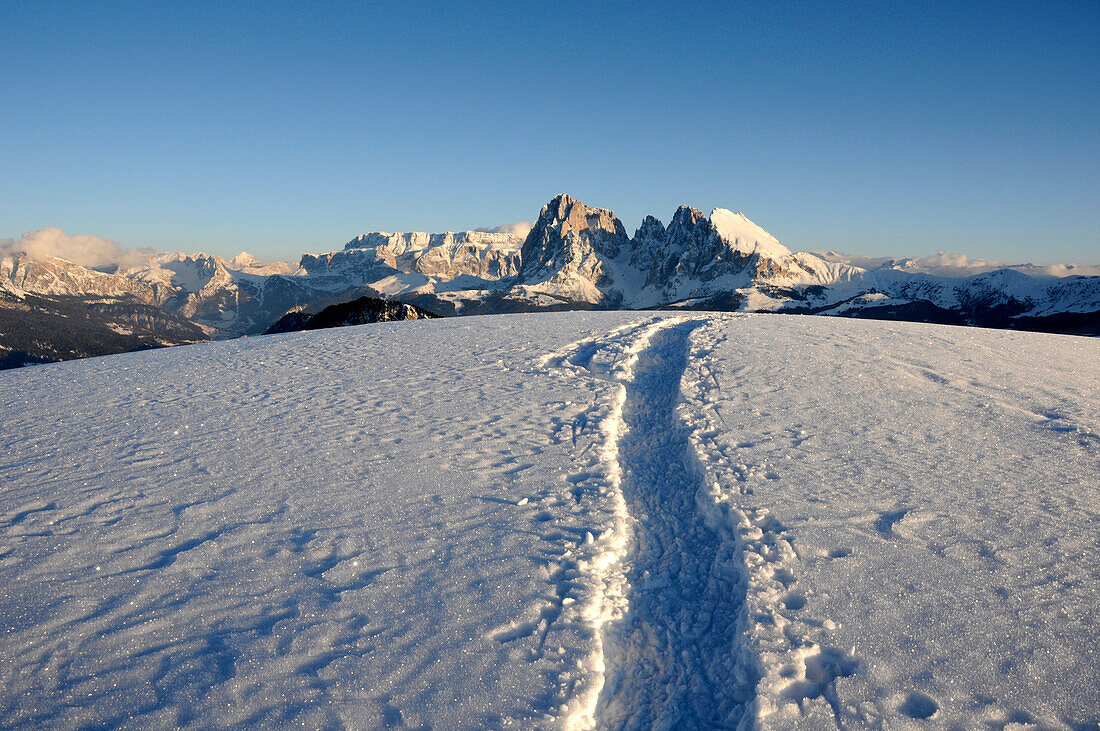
(805, 647, 858, 687)
(874, 509, 908, 539)
(827, 547, 852, 559)
(781, 647, 859, 706)
(489, 618, 540, 643)
(898, 691, 939, 720)
(781, 592, 807, 611)
(773, 568, 797, 588)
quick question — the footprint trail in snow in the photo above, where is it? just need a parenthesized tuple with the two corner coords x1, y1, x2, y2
(596, 320, 755, 728)
(542, 316, 757, 729)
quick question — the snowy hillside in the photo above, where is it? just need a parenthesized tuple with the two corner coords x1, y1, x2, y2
(1, 313, 1096, 728)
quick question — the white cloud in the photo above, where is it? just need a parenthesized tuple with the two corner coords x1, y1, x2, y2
(0, 227, 154, 270)
(1027, 263, 1100, 277)
(475, 222, 533, 238)
(811, 249, 1100, 278)
(810, 250, 895, 269)
(898, 251, 1004, 277)
(812, 249, 1003, 274)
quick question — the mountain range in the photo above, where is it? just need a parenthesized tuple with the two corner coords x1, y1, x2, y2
(2, 194, 1097, 366)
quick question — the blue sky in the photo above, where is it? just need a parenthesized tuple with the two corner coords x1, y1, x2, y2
(2, 0, 1097, 264)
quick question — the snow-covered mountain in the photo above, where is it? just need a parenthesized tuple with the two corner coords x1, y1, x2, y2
(493, 195, 1097, 334)
(511, 193, 635, 307)
(119, 252, 312, 336)
(625, 204, 859, 308)
(331, 195, 1095, 335)
(289, 194, 1098, 335)
(4, 194, 1098, 367)
(298, 231, 522, 299)
(0, 255, 208, 367)
(2, 253, 159, 303)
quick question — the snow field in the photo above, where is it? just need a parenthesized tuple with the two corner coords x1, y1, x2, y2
(0, 311, 1097, 729)
(679, 315, 1099, 729)
(0, 313, 659, 728)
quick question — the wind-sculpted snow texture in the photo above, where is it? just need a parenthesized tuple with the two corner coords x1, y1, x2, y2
(0, 312, 1097, 729)
(679, 315, 1100, 729)
(0, 312, 659, 728)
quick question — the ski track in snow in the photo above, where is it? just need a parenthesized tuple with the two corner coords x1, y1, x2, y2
(532, 314, 681, 728)
(542, 316, 761, 729)
(680, 318, 860, 729)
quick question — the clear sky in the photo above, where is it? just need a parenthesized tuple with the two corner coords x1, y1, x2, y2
(2, 0, 1097, 264)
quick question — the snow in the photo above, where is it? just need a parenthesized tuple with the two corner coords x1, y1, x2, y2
(0, 312, 1097, 729)
(678, 316, 1099, 729)
(365, 271, 434, 296)
(710, 209, 792, 261)
(298, 234, 522, 302)
(132, 254, 214, 295)
(229, 252, 262, 269)
(344, 231, 524, 255)
(514, 274, 607, 306)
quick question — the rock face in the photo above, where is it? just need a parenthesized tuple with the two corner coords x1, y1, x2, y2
(630, 206, 757, 303)
(342, 231, 521, 280)
(629, 215, 668, 274)
(299, 232, 522, 287)
(516, 194, 631, 302)
(265, 296, 439, 335)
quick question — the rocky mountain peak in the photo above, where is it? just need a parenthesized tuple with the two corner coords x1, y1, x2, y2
(669, 205, 709, 230)
(542, 193, 576, 221)
(536, 194, 627, 244)
(629, 215, 668, 274)
(518, 196, 630, 292)
(635, 205, 729, 292)
(633, 215, 666, 241)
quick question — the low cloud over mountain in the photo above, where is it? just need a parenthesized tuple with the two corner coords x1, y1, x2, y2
(0, 227, 153, 270)
(475, 222, 532, 237)
(812, 249, 1100, 278)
